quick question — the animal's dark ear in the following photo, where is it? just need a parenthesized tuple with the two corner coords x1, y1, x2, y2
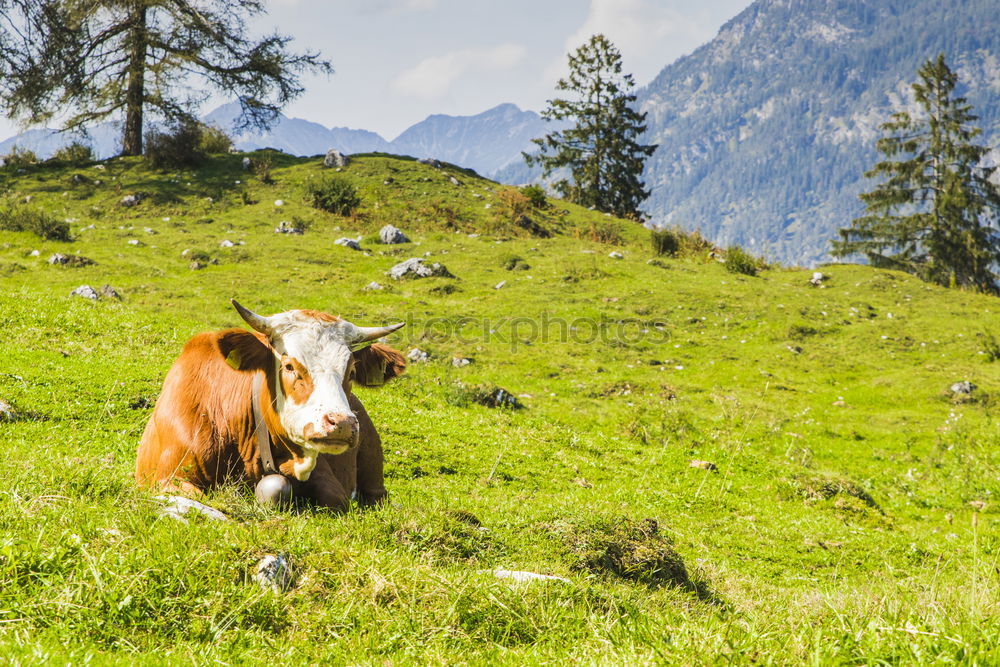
(218, 329, 273, 372)
(352, 343, 406, 387)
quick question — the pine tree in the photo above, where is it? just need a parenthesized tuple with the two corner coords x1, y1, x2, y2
(832, 54, 1000, 293)
(0, 0, 331, 156)
(525, 34, 657, 220)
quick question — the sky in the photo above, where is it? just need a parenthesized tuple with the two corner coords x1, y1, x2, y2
(0, 0, 754, 143)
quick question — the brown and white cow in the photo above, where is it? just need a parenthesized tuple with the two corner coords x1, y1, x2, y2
(135, 300, 406, 510)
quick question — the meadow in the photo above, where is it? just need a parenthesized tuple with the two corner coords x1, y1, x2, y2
(0, 151, 997, 664)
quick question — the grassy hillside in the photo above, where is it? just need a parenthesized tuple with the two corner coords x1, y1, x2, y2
(0, 151, 997, 664)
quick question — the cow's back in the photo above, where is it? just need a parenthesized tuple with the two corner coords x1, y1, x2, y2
(136, 329, 266, 490)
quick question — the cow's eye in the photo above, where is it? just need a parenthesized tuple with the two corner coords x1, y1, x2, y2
(283, 362, 295, 373)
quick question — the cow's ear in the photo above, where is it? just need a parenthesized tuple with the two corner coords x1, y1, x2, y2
(218, 329, 273, 372)
(352, 343, 406, 387)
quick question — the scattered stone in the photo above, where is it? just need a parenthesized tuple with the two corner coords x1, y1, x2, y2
(120, 194, 144, 207)
(609, 251, 624, 259)
(494, 280, 506, 290)
(449, 175, 462, 186)
(787, 345, 803, 354)
(242, 157, 251, 170)
(486, 569, 570, 585)
(477, 386, 520, 409)
(49, 253, 95, 267)
(0, 399, 17, 423)
(127, 239, 142, 246)
(514, 214, 551, 238)
(144, 226, 157, 234)
(418, 157, 442, 168)
(155, 495, 229, 523)
(70, 285, 100, 301)
(388, 257, 453, 280)
(323, 149, 349, 168)
(364, 281, 384, 291)
(467, 233, 480, 239)
(689, 459, 718, 472)
(379, 224, 410, 244)
(452, 357, 473, 368)
(383, 177, 394, 185)
(334, 237, 361, 250)
(810, 272, 827, 287)
(950, 381, 976, 395)
(100, 284, 122, 300)
(274, 220, 304, 235)
(219, 239, 235, 248)
(407, 348, 430, 363)
(253, 553, 295, 593)
(29, 249, 39, 257)
(274, 199, 284, 207)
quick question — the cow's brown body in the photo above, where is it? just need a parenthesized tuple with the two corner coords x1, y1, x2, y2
(135, 326, 404, 509)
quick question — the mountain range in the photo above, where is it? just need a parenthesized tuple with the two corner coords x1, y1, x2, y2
(0, 101, 551, 180)
(3, 0, 1000, 265)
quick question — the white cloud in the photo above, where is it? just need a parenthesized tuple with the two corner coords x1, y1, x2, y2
(547, 0, 723, 86)
(392, 43, 526, 100)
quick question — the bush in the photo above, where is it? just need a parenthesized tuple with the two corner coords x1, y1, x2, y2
(198, 125, 232, 154)
(144, 120, 206, 169)
(2, 146, 38, 168)
(52, 142, 95, 164)
(250, 155, 273, 184)
(496, 186, 531, 221)
(651, 228, 680, 256)
(520, 184, 548, 209)
(306, 177, 360, 215)
(577, 221, 623, 245)
(724, 246, 761, 276)
(0, 206, 71, 241)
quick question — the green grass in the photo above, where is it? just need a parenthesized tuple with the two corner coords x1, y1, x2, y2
(0, 152, 997, 664)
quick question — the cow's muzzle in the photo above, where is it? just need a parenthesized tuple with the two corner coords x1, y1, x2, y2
(303, 413, 360, 451)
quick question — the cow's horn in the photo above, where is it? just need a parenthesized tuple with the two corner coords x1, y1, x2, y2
(354, 322, 404, 344)
(231, 299, 274, 336)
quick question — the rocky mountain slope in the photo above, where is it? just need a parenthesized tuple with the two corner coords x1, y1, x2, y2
(636, 0, 1000, 266)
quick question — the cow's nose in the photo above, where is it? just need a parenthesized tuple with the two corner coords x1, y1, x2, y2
(320, 412, 358, 440)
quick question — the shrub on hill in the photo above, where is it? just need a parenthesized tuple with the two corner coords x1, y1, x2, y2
(577, 221, 623, 245)
(0, 206, 70, 241)
(51, 142, 95, 165)
(198, 125, 233, 154)
(724, 246, 762, 276)
(651, 228, 681, 256)
(145, 121, 206, 169)
(2, 146, 38, 168)
(520, 184, 548, 209)
(307, 176, 360, 216)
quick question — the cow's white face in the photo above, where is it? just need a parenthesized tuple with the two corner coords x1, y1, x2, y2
(232, 301, 403, 481)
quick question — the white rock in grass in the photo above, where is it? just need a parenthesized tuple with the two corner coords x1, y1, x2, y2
(70, 285, 100, 301)
(407, 348, 429, 362)
(379, 224, 410, 245)
(487, 569, 570, 584)
(494, 280, 506, 290)
(220, 239, 235, 248)
(334, 237, 361, 250)
(364, 281, 384, 291)
(609, 251, 624, 259)
(254, 553, 295, 593)
(155, 495, 229, 523)
(274, 199, 284, 207)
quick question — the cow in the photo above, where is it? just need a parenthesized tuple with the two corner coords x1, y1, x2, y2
(135, 299, 406, 510)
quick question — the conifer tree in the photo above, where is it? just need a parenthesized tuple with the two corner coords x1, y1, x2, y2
(525, 34, 657, 220)
(832, 54, 1000, 293)
(0, 0, 330, 156)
